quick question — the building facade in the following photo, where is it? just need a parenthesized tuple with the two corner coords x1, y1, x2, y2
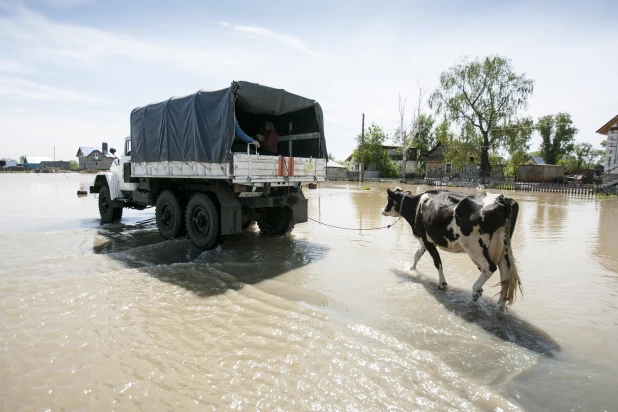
(76, 146, 114, 170)
(596, 114, 618, 181)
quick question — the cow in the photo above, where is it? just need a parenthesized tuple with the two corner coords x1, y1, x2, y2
(382, 187, 521, 311)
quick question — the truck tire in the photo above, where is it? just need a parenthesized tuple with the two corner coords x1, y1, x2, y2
(98, 185, 123, 223)
(258, 206, 294, 235)
(156, 190, 184, 239)
(185, 193, 221, 250)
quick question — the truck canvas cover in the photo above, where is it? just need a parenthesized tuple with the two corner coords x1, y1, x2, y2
(130, 81, 327, 163)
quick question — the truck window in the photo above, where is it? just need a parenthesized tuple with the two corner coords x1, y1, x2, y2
(125, 140, 131, 156)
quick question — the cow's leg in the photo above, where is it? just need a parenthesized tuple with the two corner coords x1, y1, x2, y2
(423, 241, 447, 290)
(410, 243, 425, 271)
(496, 257, 510, 312)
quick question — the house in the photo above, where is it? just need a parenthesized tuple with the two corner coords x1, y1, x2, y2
(518, 164, 564, 183)
(596, 114, 618, 183)
(424, 143, 503, 179)
(1, 158, 17, 168)
(326, 160, 347, 180)
(76, 143, 114, 170)
(527, 156, 546, 165)
(24, 156, 52, 169)
(345, 145, 419, 174)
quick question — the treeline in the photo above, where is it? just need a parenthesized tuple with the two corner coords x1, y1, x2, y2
(349, 55, 605, 178)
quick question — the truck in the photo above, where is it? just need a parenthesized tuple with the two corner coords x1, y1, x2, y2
(90, 81, 327, 250)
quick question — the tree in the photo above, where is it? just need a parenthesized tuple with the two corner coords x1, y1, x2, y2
(352, 123, 399, 178)
(412, 114, 436, 175)
(430, 55, 534, 179)
(69, 160, 79, 171)
(493, 117, 534, 177)
(537, 113, 578, 164)
(573, 142, 593, 170)
(19, 155, 26, 164)
(394, 83, 428, 179)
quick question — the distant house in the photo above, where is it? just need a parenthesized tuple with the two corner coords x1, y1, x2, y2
(527, 156, 546, 165)
(24, 156, 52, 169)
(424, 143, 503, 178)
(1, 159, 17, 168)
(345, 145, 419, 175)
(326, 160, 347, 180)
(596, 114, 618, 182)
(76, 144, 114, 170)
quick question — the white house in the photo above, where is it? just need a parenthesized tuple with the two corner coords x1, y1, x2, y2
(596, 114, 618, 181)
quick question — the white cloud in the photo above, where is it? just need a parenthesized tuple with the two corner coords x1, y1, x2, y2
(219, 21, 334, 58)
(0, 58, 37, 74)
(0, 74, 117, 103)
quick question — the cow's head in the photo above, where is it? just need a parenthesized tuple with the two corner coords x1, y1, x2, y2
(382, 187, 410, 217)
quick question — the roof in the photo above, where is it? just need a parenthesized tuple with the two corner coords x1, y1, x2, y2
(529, 156, 545, 165)
(76, 146, 98, 157)
(425, 143, 444, 159)
(326, 160, 346, 169)
(25, 156, 52, 164)
(596, 114, 618, 135)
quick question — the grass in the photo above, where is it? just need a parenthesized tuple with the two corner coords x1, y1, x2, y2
(363, 186, 372, 191)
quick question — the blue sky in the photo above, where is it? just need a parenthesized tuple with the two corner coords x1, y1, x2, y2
(0, 0, 616, 162)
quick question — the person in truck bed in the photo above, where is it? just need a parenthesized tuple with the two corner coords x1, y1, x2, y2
(235, 119, 260, 148)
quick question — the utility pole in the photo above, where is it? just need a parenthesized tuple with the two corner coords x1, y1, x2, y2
(54, 145, 55, 161)
(360, 113, 365, 183)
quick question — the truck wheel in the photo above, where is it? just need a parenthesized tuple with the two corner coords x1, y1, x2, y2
(156, 190, 184, 239)
(99, 185, 123, 223)
(185, 193, 221, 250)
(258, 206, 294, 235)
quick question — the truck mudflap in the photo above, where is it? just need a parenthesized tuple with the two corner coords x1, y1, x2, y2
(212, 183, 242, 236)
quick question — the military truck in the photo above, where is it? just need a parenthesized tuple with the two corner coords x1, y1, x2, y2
(90, 81, 327, 250)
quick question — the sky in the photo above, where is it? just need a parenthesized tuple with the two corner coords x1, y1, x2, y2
(0, 0, 616, 162)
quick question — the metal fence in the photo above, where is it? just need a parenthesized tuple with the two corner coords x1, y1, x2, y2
(403, 177, 605, 195)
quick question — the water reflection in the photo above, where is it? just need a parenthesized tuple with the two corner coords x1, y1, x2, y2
(391, 269, 561, 357)
(93, 221, 328, 298)
(595, 199, 618, 274)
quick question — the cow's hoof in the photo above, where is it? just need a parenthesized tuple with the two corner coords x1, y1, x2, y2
(472, 292, 482, 301)
(437, 282, 448, 290)
(410, 266, 417, 272)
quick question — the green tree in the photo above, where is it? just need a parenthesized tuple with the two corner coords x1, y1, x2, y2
(494, 117, 534, 176)
(573, 142, 593, 170)
(537, 113, 578, 164)
(19, 155, 26, 164)
(69, 160, 79, 171)
(352, 123, 399, 178)
(430, 55, 534, 178)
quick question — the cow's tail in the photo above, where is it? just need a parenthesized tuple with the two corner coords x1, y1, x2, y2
(503, 198, 522, 306)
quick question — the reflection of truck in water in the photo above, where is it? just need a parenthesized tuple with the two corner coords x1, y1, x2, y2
(90, 81, 327, 250)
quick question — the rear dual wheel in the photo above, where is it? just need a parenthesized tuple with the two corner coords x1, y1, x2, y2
(156, 190, 184, 239)
(258, 206, 294, 235)
(185, 193, 222, 251)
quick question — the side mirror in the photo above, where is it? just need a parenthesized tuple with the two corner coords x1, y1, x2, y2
(110, 148, 116, 155)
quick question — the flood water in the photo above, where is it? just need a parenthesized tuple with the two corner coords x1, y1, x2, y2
(1, 173, 618, 411)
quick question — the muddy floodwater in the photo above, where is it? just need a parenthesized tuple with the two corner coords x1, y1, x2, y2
(1, 173, 618, 411)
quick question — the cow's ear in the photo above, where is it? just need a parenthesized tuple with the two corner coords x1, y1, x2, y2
(406, 190, 412, 195)
(394, 187, 403, 192)
(387, 188, 393, 196)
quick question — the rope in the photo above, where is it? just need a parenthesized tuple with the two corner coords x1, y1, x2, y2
(307, 216, 401, 231)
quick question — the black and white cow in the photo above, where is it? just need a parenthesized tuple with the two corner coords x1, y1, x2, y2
(383, 187, 521, 310)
